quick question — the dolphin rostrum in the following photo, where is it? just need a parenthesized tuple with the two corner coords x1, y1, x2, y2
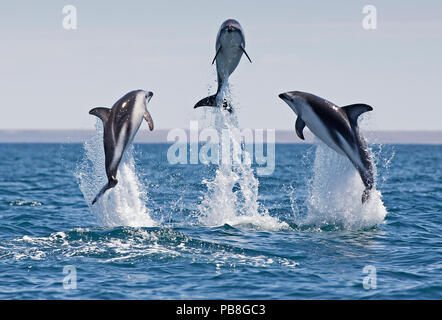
(89, 90, 154, 205)
(194, 19, 252, 113)
(279, 91, 374, 203)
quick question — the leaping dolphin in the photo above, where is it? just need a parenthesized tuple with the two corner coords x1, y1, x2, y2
(89, 90, 154, 205)
(194, 19, 252, 113)
(279, 91, 374, 203)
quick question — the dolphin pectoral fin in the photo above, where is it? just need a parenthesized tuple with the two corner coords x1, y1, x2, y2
(240, 45, 252, 63)
(194, 94, 217, 109)
(212, 46, 222, 65)
(91, 177, 118, 205)
(143, 110, 154, 131)
(341, 104, 373, 125)
(89, 107, 111, 124)
(295, 117, 306, 140)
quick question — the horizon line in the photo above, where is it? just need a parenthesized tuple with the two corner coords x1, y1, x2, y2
(0, 129, 440, 144)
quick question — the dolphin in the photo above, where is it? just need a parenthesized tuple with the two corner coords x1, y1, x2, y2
(279, 91, 374, 203)
(194, 19, 252, 113)
(89, 90, 154, 205)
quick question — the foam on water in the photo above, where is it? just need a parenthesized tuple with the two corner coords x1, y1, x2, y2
(0, 227, 299, 272)
(197, 86, 288, 231)
(296, 139, 387, 230)
(75, 121, 156, 227)
(0, 228, 179, 262)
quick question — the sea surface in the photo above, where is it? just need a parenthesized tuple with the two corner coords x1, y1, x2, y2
(0, 138, 441, 299)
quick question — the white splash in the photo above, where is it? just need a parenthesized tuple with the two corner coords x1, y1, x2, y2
(76, 121, 156, 227)
(296, 139, 387, 230)
(197, 86, 288, 231)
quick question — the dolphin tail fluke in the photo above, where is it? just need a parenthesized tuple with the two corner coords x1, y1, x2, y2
(91, 177, 118, 205)
(194, 94, 217, 109)
(194, 94, 233, 113)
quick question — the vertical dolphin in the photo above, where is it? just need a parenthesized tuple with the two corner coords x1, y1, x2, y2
(89, 90, 154, 205)
(194, 19, 252, 113)
(279, 91, 375, 203)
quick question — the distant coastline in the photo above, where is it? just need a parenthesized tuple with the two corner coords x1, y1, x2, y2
(0, 129, 441, 144)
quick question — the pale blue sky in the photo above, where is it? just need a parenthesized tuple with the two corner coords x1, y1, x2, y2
(0, 0, 441, 131)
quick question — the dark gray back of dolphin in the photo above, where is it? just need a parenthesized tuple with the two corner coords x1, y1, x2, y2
(89, 90, 154, 205)
(279, 91, 374, 203)
(194, 19, 252, 113)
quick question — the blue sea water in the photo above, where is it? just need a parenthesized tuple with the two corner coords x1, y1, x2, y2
(0, 140, 441, 299)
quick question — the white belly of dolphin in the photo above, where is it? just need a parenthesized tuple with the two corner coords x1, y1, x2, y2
(217, 32, 243, 80)
(110, 95, 145, 170)
(336, 132, 366, 170)
(302, 107, 366, 170)
(301, 107, 346, 157)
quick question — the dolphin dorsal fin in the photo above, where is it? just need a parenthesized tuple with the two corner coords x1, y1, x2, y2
(295, 117, 306, 140)
(89, 107, 111, 124)
(341, 104, 373, 125)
